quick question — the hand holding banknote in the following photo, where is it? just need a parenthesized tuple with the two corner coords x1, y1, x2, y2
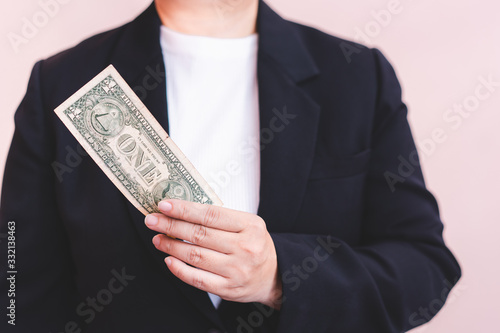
(145, 199, 283, 309)
(55, 65, 282, 308)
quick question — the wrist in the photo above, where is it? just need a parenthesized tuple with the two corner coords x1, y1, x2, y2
(261, 271, 283, 310)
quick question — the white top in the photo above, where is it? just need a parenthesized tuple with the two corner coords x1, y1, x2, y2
(160, 26, 261, 309)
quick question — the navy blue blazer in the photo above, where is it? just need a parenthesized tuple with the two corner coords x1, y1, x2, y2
(0, 1, 460, 332)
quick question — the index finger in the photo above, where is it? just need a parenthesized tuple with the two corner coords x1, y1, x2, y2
(158, 199, 245, 232)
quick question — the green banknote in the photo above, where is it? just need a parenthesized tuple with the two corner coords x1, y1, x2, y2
(54, 65, 222, 215)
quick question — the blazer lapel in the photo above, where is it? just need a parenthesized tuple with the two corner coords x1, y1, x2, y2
(256, 2, 321, 232)
(108, 3, 224, 328)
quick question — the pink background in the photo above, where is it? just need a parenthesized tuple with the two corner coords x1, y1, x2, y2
(1, 1, 498, 331)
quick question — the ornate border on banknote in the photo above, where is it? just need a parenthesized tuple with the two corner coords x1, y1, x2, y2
(55, 65, 222, 215)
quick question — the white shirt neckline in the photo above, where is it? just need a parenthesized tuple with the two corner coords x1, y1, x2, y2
(161, 25, 258, 59)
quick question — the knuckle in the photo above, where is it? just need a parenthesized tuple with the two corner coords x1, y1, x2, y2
(248, 250, 259, 263)
(188, 246, 203, 265)
(192, 274, 206, 290)
(182, 204, 190, 221)
(239, 239, 257, 256)
(192, 224, 207, 244)
(231, 263, 251, 284)
(163, 217, 175, 234)
(241, 266, 252, 282)
(247, 219, 264, 236)
(203, 206, 220, 227)
(239, 240, 252, 254)
(228, 285, 245, 301)
(241, 241, 264, 265)
(163, 238, 173, 253)
(254, 217, 267, 233)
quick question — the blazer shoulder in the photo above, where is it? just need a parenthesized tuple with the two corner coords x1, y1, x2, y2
(40, 23, 128, 77)
(290, 21, 376, 67)
(30, 20, 136, 112)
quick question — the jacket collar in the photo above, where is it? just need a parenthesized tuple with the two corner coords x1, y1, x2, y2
(257, 1, 319, 83)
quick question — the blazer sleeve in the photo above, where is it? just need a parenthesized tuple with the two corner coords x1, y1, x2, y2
(0, 61, 79, 331)
(270, 49, 461, 333)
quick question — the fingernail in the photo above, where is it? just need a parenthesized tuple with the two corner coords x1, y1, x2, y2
(153, 235, 161, 247)
(145, 215, 158, 226)
(159, 201, 172, 212)
(165, 257, 172, 266)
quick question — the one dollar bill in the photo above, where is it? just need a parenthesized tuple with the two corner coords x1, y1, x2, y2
(54, 65, 222, 215)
